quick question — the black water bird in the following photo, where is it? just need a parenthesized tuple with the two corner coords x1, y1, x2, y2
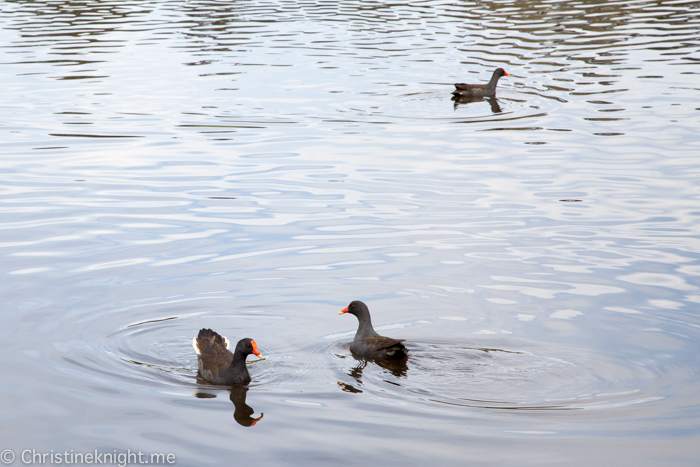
(193, 328, 262, 385)
(340, 300, 408, 360)
(453, 67, 509, 97)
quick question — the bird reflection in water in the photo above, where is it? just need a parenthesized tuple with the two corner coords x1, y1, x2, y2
(452, 95, 502, 113)
(229, 386, 263, 427)
(337, 356, 408, 393)
(193, 385, 263, 427)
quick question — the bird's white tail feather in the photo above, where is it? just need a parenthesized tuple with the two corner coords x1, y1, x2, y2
(193, 335, 228, 354)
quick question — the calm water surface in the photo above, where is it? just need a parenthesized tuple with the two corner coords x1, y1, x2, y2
(1, 0, 700, 465)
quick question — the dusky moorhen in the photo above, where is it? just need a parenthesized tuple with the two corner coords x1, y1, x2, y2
(193, 328, 262, 385)
(340, 300, 408, 360)
(453, 67, 509, 97)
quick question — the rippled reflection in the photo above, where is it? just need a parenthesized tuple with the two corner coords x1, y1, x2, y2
(340, 356, 409, 392)
(194, 386, 263, 427)
(3, 0, 699, 136)
(229, 386, 263, 427)
(453, 95, 503, 113)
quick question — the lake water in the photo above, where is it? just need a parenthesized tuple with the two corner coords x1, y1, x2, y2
(1, 0, 700, 465)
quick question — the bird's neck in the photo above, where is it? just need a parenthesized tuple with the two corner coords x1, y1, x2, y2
(355, 313, 378, 339)
(231, 350, 249, 367)
(487, 74, 501, 91)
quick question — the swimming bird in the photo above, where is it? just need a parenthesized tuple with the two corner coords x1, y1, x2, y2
(193, 328, 262, 385)
(340, 300, 408, 360)
(452, 67, 509, 97)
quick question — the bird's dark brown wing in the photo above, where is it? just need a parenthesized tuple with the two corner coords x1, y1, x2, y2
(199, 346, 233, 377)
(195, 328, 233, 378)
(454, 83, 474, 91)
(365, 336, 406, 352)
(453, 83, 488, 94)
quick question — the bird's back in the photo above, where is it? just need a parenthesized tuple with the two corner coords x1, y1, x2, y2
(193, 328, 234, 383)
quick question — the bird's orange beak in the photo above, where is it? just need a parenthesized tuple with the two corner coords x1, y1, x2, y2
(339, 306, 348, 315)
(504, 70, 510, 76)
(251, 340, 262, 358)
(250, 414, 263, 426)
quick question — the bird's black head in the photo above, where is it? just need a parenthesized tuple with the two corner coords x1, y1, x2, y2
(235, 338, 262, 358)
(340, 300, 369, 317)
(495, 67, 509, 78)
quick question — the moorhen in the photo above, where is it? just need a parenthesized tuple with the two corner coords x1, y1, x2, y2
(452, 67, 509, 97)
(193, 328, 262, 385)
(340, 300, 408, 360)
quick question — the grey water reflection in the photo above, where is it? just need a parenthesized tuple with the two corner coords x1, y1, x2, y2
(194, 386, 263, 427)
(229, 386, 264, 427)
(453, 95, 503, 113)
(2, 0, 700, 465)
(344, 355, 409, 386)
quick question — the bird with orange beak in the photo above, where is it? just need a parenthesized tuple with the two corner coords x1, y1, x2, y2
(193, 328, 263, 385)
